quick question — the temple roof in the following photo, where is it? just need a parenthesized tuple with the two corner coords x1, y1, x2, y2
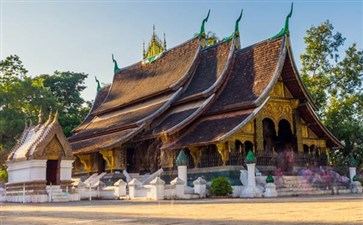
(8, 112, 73, 162)
(94, 37, 200, 115)
(206, 36, 286, 114)
(69, 16, 343, 153)
(162, 106, 262, 149)
(73, 84, 111, 133)
(142, 38, 236, 138)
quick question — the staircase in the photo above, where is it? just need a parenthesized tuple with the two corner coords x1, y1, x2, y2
(277, 176, 350, 196)
(46, 186, 69, 202)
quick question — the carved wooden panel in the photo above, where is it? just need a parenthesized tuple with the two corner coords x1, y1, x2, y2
(44, 136, 64, 160)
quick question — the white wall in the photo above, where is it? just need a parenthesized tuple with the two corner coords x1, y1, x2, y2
(60, 160, 74, 181)
(7, 160, 47, 184)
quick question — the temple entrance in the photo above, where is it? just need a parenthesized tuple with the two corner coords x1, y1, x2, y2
(96, 152, 106, 173)
(46, 160, 59, 185)
(276, 119, 296, 172)
(126, 147, 138, 173)
(263, 118, 277, 154)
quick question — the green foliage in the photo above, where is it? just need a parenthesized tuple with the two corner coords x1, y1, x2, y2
(300, 20, 363, 170)
(0, 169, 8, 182)
(209, 177, 233, 196)
(0, 55, 91, 166)
(40, 71, 91, 137)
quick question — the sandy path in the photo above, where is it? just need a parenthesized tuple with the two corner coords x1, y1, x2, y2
(0, 194, 362, 225)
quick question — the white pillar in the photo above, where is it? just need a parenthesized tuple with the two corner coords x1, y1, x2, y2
(128, 178, 142, 199)
(114, 179, 127, 197)
(349, 167, 357, 183)
(193, 177, 207, 198)
(177, 165, 187, 186)
(241, 163, 262, 198)
(171, 177, 185, 199)
(150, 177, 165, 200)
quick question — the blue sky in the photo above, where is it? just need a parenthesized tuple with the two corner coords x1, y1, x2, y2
(1, 0, 362, 101)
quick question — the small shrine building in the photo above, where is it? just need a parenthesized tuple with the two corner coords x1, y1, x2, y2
(6, 112, 75, 201)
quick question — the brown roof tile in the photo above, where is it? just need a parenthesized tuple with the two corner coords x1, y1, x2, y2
(178, 39, 233, 101)
(164, 108, 255, 149)
(71, 127, 141, 154)
(69, 93, 173, 141)
(94, 38, 200, 114)
(73, 85, 110, 133)
(206, 37, 284, 114)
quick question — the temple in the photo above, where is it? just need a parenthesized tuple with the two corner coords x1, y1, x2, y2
(6, 111, 77, 202)
(69, 7, 343, 181)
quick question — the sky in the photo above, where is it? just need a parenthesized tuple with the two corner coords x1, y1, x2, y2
(1, 0, 362, 102)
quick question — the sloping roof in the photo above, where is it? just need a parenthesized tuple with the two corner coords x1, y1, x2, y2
(73, 85, 110, 133)
(298, 103, 344, 148)
(206, 36, 286, 115)
(142, 38, 236, 138)
(161, 36, 286, 149)
(70, 37, 202, 153)
(94, 37, 200, 115)
(71, 127, 143, 154)
(163, 99, 268, 150)
(70, 30, 343, 153)
(7, 113, 73, 162)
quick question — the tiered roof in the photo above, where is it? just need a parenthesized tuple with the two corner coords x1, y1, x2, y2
(69, 8, 343, 153)
(8, 112, 73, 162)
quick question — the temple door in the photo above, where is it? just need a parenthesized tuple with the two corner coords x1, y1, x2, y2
(46, 160, 59, 185)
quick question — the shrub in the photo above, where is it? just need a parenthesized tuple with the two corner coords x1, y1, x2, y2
(0, 169, 8, 182)
(209, 177, 232, 196)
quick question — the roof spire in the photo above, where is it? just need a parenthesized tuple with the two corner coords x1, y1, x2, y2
(235, 9, 243, 49)
(234, 9, 243, 37)
(112, 54, 120, 73)
(37, 108, 43, 125)
(95, 76, 101, 92)
(53, 110, 59, 123)
(199, 9, 210, 38)
(270, 2, 294, 40)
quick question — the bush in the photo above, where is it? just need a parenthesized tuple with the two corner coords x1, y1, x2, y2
(209, 177, 233, 196)
(0, 169, 8, 182)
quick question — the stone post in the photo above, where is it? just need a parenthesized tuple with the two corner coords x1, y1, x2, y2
(150, 177, 165, 200)
(128, 178, 142, 199)
(176, 149, 188, 186)
(193, 177, 207, 198)
(241, 150, 262, 198)
(171, 177, 185, 199)
(263, 174, 278, 197)
(351, 175, 362, 194)
(114, 179, 127, 197)
(349, 154, 358, 183)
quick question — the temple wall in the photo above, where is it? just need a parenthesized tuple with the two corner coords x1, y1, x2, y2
(60, 160, 74, 181)
(7, 160, 47, 184)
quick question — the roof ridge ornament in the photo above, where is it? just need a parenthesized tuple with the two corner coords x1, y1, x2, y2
(199, 9, 210, 38)
(221, 9, 243, 48)
(270, 2, 294, 40)
(199, 10, 210, 48)
(95, 76, 101, 92)
(234, 9, 243, 37)
(235, 9, 243, 49)
(112, 54, 120, 74)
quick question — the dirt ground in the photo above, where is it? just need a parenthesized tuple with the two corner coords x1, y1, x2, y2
(0, 194, 362, 225)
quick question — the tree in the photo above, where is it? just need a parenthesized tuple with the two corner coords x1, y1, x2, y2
(0, 55, 54, 156)
(300, 21, 363, 170)
(0, 55, 91, 167)
(39, 71, 91, 137)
